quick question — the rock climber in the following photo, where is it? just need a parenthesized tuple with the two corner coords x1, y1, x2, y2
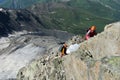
(85, 25, 97, 40)
(60, 43, 68, 57)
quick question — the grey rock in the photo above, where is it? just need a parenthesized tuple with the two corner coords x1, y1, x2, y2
(17, 22, 120, 80)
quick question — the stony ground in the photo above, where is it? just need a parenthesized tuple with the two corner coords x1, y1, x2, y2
(17, 22, 120, 80)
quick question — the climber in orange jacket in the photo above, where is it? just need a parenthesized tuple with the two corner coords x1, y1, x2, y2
(60, 43, 68, 57)
(85, 26, 97, 40)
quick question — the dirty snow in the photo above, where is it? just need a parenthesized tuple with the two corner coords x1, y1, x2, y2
(0, 30, 71, 79)
(0, 37, 10, 50)
(0, 43, 45, 79)
(0, 31, 47, 80)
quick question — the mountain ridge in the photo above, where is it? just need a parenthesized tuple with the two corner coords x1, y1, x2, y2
(17, 21, 120, 80)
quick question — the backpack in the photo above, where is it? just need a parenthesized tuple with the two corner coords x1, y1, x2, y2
(59, 45, 64, 52)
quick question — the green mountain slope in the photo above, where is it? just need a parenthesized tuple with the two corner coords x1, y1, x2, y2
(28, 3, 113, 35)
(0, 0, 39, 9)
(0, 0, 119, 20)
(98, 0, 120, 11)
(0, 0, 119, 35)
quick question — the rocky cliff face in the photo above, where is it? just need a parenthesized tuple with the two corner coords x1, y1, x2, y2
(0, 8, 45, 36)
(17, 22, 120, 80)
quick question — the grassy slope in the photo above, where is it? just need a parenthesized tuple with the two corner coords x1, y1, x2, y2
(67, 0, 120, 20)
(35, 0, 118, 35)
(99, 0, 120, 11)
(39, 6, 113, 35)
